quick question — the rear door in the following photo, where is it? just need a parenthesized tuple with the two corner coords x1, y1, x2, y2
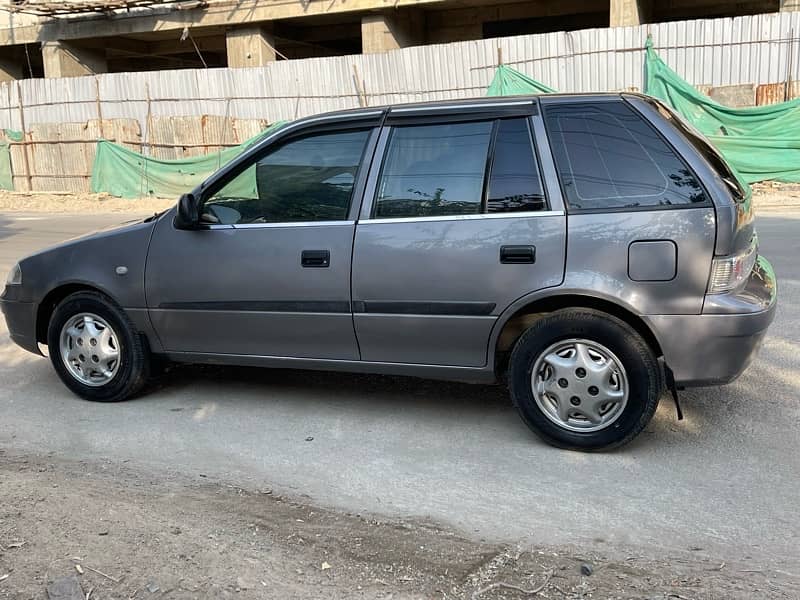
(351, 101, 567, 367)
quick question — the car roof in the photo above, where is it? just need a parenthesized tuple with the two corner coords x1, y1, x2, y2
(298, 92, 631, 125)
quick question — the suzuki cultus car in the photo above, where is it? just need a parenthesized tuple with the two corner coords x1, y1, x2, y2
(2, 94, 776, 450)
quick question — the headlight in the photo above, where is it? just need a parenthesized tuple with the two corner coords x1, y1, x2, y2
(708, 237, 758, 294)
(5, 263, 21, 286)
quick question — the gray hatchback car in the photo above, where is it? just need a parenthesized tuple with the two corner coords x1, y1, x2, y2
(1, 94, 777, 450)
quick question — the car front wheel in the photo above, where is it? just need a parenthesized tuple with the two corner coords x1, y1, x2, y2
(508, 308, 662, 451)
(47, 291, 150, 402)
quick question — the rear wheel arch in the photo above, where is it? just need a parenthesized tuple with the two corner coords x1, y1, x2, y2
(492, 293, 664, 377)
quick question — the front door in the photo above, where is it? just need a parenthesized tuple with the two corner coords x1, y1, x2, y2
(146, 125, 375, 359)
(351, 110, 567, 367)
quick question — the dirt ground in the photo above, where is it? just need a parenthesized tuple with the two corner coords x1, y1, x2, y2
(0, 182, 799, 215)
(0, 191, 174, 214)
(0, 451, 795, 600)
(750, 182, 800, 208)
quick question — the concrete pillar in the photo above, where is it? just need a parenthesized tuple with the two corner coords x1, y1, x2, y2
(781, 0, 800, 10)
(361, 11, 424, 54)
(226, 25, 276, 68)
(610, 0, 653, 27)
(42, 41, 107, 78)
(0, 57, 23, 83)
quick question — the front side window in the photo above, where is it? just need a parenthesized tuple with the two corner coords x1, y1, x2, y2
(204, 129, 370, 224)
(374, 121, 493, 218)
(543, 101, 707, 211)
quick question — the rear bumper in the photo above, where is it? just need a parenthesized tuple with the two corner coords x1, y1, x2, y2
(645, 256, 777, 387)
(0, 286, 41, 355)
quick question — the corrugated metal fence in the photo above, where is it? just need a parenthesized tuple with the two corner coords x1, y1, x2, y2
(2, 10, 800, 192)
(4, 11, 800, 132)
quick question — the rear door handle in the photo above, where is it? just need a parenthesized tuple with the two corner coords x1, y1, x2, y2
(301, 249, 330, 268)
(500, 245, 536, 264)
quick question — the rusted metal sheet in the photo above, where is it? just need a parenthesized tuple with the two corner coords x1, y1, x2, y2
(708, 84, 756, 108)
(756, 82, 787, 105)
(3, 116, 275, 192)
(695, 84, 713, 96)
(148, 115, 269, 160)
(7, 118, 139, 192)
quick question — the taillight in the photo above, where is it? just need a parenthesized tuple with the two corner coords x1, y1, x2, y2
(708, 236, 758, 294)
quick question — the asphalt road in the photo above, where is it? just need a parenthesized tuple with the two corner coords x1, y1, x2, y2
(1, 210, 799, 575)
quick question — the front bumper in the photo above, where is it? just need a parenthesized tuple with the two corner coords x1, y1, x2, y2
(645, 256, 777, 387)
(0, 285, 41, 355)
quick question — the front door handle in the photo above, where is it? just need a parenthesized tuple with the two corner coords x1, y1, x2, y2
(500, 245, 536, 264)
(301, 249, 330, 268)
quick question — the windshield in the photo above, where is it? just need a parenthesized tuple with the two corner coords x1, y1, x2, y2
(650, 99, 750, 203)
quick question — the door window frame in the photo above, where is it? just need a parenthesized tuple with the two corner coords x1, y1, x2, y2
(358, 107, 566, 223)
(181, 113, 383, 230)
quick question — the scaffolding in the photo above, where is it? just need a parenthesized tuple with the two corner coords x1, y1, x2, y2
(6, 0, 205, 17)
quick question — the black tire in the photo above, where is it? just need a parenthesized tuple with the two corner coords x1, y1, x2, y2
(508, 308, 661, 451)
(47, 291, 150, 402)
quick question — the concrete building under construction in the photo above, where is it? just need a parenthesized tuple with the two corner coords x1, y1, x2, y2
(1, 0, 799, 81)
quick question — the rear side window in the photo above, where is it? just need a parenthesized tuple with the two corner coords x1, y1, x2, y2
(543, 101, 707, 211)
(374, 121, 492, 218)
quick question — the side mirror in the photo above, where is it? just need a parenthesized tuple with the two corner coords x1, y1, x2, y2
(174, 193, 200, 230)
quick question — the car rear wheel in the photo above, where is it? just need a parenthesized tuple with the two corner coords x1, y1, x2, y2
(47, 291, 150, 402)
(508, 308, 661, 451)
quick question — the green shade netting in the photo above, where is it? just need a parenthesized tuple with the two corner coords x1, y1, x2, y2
(0, 130, 20, 191)
(0, 143, 12, 191)
(487, 64, 556, 96)
(4, 129, 23, 142)
(645, 37, 800, 183)
(91, 121, 287, 199)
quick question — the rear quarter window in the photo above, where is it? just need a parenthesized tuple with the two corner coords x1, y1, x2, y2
(543, 100, 708, 211)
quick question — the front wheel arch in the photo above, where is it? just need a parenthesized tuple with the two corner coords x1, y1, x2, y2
(36, 283, 112, 345)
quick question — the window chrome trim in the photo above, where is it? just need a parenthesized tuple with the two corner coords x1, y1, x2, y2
(359, 210, 564, 225)
(233, 220, 356, 229)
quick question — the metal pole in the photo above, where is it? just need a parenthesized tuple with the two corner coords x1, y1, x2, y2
(352, 64, 367, 107)
(141, 82, 152, 198)
(218, 97, 231, 170)
(15, 81, 33, 192)
(786, 29, 795, 102)
(95, 76, 105, 138)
